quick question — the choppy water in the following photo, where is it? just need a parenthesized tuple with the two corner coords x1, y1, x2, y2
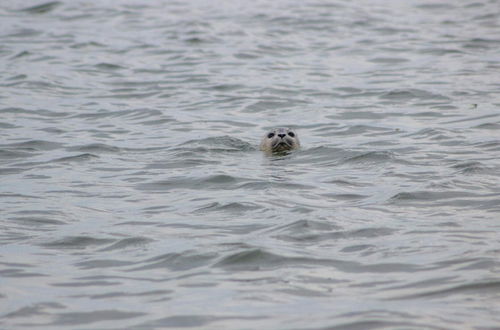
(1, 0, 500, 329)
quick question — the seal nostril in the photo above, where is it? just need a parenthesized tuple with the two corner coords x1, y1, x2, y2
(278, 133, 286, 138)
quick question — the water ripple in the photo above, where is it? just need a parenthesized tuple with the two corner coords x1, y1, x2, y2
(1, 0, 500, 328)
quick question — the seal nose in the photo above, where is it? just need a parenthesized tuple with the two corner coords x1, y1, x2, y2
(278, 133, 286, 138)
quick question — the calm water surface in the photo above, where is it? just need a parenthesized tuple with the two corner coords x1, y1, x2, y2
(1, 0, 500, 329)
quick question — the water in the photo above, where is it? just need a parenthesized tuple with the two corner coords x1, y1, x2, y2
(1, 0, 500, 328)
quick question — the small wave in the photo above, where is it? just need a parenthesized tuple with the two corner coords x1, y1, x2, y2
(289, 146, 349, 165)
(444, 113, 500, 125)
(10, 216, 66, 226)
(194, 202, 262, 213)
(389, 190, 478, 203)
(266, 219, 340, 243)
(51, 310, 146, 325)
(145, 158, 214, 170)
(213, 247, 417, 273)
(42, 236, 115, 249)
(340, 244, 375, 253)
(3, 302, 64, 319)
(95, 63, 125, 70)
(327, 124, 393, 136)
(74, 259, 135, 270)
(137, 174, 247, 191)
(237, 181, 314, 190)
(99, 237, 155, 252)
(404, 128, 455, 140)
(0, 193, 41, 199)
(18, 1, 61, 14)
(53, 153, 99, 163)
(340, 150, 396, 165)
(129, 251, 216, 272)
(328, 110, 386, 120)
(473, 141, 500, 151)
(234, 52, 260, 59)
(0, 107, 69, 118)
(368, 57, 409, 64)
(474, 123, 500, 130)
(72, 108, 162, 120)
(451, 161, 486, 174)
(72, 289, 171, 300)
(463, 38, 500, 50)
(0, 149, 34, 159)
(10, 51, 32, 59)
(3, 28, 41, 39)
(418, 48, 464, 55)
(242, 99, 307, 113)
(0, 167, 25, 175)
(380, 89, 450, 102)
(179, 136, 255, 152)
(201, 84, 246, 92)
(325, 179, 366, 187)
(67, 143, 121, 154)
(321, 193, 368, 201)
(204, 174, 238, 184)
(214, 248, 287, 270)
(269, 219, 340, 234)
(135, 315, 258, 329)
(269, 220, 394, 243)
(416, 3, 455, 10)
(70, 41, 105, 49)
(1, 140, 62, 151)
(0, 122, 16, 129)
(95, 91, 160, 99)
(394, 280, 500, 300)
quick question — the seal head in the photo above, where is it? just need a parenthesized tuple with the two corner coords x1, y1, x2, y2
(260, 127, 300, 152)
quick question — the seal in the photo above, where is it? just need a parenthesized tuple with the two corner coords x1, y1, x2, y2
(260, 127, 300, 152)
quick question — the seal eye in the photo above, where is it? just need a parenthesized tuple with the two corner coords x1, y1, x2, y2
(267, 132, 275, 139)
(288, 132, 295, 137)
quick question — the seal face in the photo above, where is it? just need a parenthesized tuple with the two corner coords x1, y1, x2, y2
(260, 127, 300, 152)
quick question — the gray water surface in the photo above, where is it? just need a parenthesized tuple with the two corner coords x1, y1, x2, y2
(1, 0, 500, 329)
